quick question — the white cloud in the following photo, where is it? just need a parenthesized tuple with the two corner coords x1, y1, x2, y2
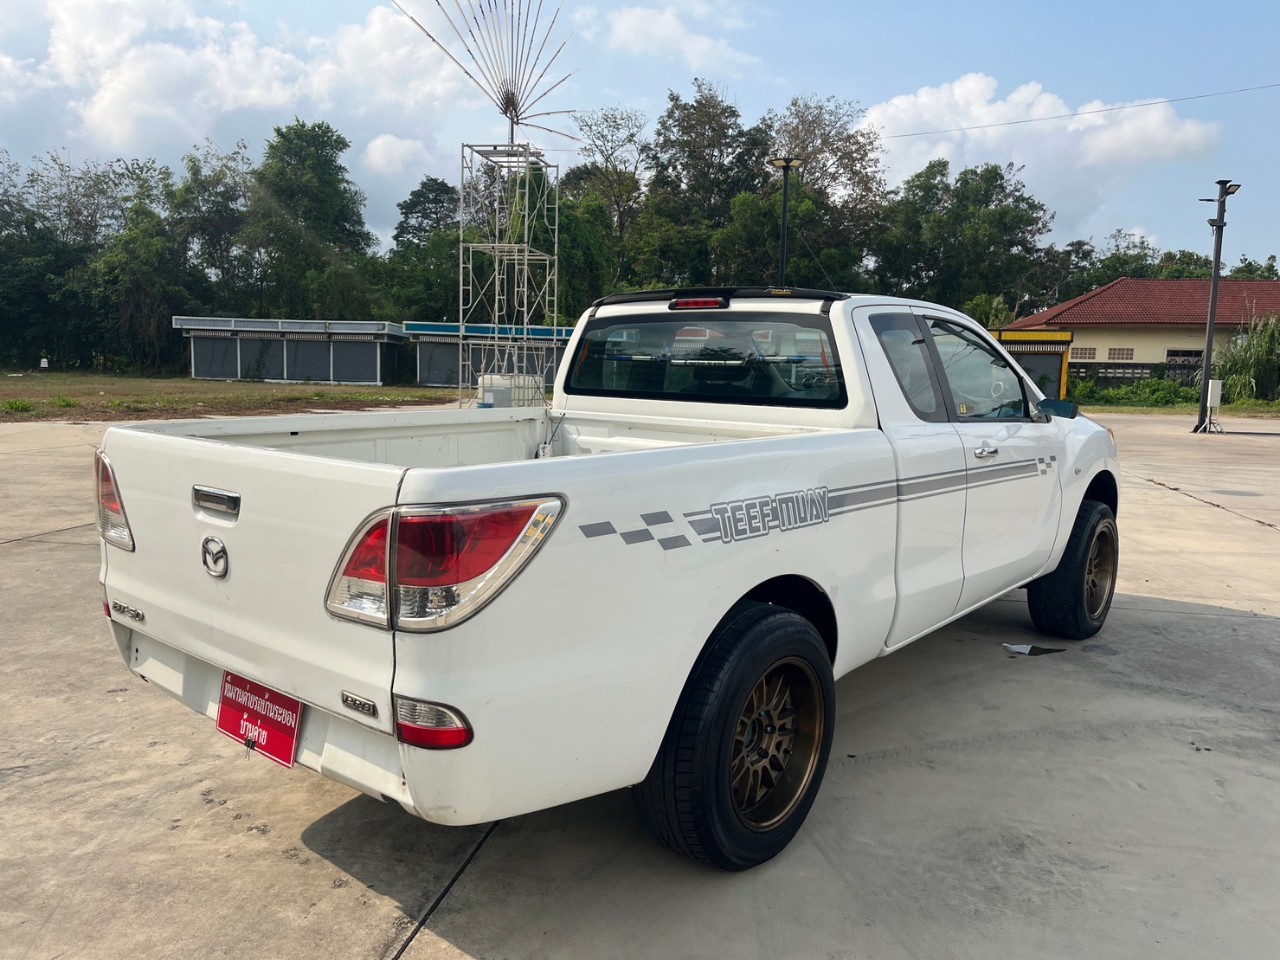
(363, 133, 432, 176)
(0, 53, 41, 103)
(27, 1, 462, 152)
(606, 6, 758, 75)
(44, 0, 195, 86)
(571, 6, 601, 43)
(309, 6, 459, 111)
(862, 73, 1217, 240)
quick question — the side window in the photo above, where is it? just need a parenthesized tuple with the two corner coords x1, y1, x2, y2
(869, 313, 946, 423)
(925, 318, 1029, 420)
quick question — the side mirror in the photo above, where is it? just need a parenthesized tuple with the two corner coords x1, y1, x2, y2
(1037, 398, 1079, 420)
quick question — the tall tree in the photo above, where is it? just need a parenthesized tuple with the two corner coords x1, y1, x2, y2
(242, 119, 373, 319)
(572, 107, 647, 283)
(394, 175, 459, 248)
(646, 79, 773, 228)
(169, 140, 255, 313)
(871, 159, 1052, 309)
(769, 94, 884, 246)
(91, 203, 194, 371)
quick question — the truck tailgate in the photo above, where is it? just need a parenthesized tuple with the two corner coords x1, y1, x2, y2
(100, 427, 405, 733)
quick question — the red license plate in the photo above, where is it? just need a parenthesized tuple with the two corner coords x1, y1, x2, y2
(216, 672, 302, 768)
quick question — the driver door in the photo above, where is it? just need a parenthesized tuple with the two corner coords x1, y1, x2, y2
(914, 312, 1065, 611)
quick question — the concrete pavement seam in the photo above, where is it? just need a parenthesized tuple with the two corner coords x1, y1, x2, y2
(1124, 471, 1279, 532)
(0, 522, 96, 545)
(387, 820, 501, 960)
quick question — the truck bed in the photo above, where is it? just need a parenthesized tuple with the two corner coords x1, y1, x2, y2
(120, 405, 830, 468)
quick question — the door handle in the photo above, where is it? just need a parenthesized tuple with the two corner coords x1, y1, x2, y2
(973, 446, 999, 459)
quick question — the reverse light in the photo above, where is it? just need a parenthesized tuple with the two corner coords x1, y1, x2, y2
(394, 696, 473, 749)
(95, 450, 135, 551)
(325, 497, 563, 632)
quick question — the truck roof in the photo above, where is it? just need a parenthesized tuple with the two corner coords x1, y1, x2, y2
(590, 287, 850, 309)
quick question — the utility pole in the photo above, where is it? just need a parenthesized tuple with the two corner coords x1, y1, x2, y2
(1193, 179, 1241, 434)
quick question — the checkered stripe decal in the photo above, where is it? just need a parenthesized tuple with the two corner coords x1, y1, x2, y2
(578, 456, 1056, 549)
(578, 511, 692, 551)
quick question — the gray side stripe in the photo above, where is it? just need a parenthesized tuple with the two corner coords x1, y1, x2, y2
(688, 516, 721, 536)
(828, 485, 898, 511)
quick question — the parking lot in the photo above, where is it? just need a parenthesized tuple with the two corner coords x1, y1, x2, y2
(2, 413, 1278, 960)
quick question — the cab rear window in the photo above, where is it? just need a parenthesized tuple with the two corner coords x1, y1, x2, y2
(564, 312, 846, 408)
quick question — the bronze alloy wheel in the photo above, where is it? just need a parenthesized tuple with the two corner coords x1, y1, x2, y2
(1084, 522, 1118, 620)
(730, 656, 824, 831)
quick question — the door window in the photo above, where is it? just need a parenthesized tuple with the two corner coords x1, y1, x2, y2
(869, 313, 946, 423)
(925, 318, 1029, 420)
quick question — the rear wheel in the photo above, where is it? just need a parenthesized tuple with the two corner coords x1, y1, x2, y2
(634, 602, 835, 870)
(1027, 500, 1118, 639)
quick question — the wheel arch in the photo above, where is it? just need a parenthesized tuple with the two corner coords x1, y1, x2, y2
(740, 575, 837, 665)
(1083, 469, 1118, 517)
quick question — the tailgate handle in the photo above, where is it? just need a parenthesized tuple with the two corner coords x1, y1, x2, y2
(193, 486, 241, 519)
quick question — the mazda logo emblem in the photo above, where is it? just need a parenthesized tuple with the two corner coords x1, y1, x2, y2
(202, 537, 229, 579)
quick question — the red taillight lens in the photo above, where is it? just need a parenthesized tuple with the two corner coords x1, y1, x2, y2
(393, 498, 562, 631)
(95, 450, 135, 551)
(325, 498, 563, 632)
(343, 517, 389, 582)
(326, 513, 392, 627)
(396, 506, 537, 588)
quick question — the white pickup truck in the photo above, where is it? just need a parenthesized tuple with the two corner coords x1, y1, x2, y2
(97, 287, 1119, 870)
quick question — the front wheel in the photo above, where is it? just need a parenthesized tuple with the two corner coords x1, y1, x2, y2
(1027, 500, 1119, 639)
(633, 602, 835, 870)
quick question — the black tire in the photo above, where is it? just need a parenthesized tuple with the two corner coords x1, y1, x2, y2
(1027, 500, 1119, 640)
(633, 602, 835, 870)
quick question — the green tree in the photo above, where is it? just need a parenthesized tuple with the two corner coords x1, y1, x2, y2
(769, 93, 884, 250)
(647, 79, 773, 228)
(242, 119, 373, 319)
(557, 195, 614, 317)
(871, 159, 1052, 308)
(169, 140, 255, 313)
(1227, 254, 1279, 280)
(91, 203, 195, 371)
(394, 176, 459, 247)
(572, 107, 647, 283)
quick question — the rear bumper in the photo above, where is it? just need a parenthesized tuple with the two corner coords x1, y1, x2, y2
(112, 623, 416, 816)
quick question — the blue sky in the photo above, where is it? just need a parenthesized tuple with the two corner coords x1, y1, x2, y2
(1, 0, 1276, 265)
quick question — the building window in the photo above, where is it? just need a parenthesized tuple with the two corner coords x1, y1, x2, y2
(1165, 349, 1203, 366)
(1070, 346, 1096, 360)
(1107, 347, 1134, 361)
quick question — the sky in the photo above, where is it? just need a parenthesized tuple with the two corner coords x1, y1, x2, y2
(1, 0, 1277, 264)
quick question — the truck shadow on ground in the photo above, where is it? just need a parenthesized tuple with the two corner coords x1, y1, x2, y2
(302, 591, 1280, 960)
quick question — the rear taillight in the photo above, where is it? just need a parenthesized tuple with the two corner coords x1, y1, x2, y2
(325, 497, 562, 632)
(326, 515, 392, 627)
(95, 450, 135, 551)
(394, 696, 473, 749)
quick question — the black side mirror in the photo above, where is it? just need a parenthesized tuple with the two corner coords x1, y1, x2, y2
(1037, 398, 1079, 419)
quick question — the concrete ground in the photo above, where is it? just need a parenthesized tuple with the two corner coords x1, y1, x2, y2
(2, 413, 1278, 960)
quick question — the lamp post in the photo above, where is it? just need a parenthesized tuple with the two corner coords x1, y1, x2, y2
(768, 156, 804, 286)
(1192, 179, 1241, 434)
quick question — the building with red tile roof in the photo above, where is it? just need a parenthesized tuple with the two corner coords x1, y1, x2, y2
(1008, 278, 1280, 381)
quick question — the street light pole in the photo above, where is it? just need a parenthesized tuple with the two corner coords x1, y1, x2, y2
(768, 157, 804, 287)
(1193, 179, 1241, 434)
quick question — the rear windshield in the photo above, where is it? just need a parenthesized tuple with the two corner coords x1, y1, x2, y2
(563, 311, 846, 407)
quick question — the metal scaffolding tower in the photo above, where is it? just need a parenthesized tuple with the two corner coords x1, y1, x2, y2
(458, 142, 560, 406)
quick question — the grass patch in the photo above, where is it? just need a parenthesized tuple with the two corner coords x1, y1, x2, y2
(0, 371, 456, 421)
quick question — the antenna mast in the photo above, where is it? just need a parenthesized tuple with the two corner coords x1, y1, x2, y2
(392, 1, 574, 406)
